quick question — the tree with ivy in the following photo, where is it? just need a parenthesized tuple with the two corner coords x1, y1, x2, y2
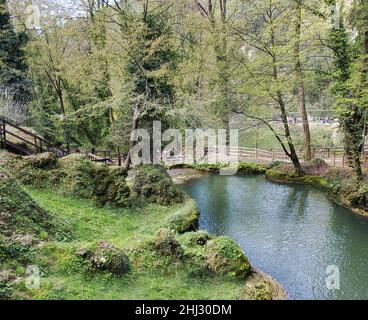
(113, 3, 179, 169)
(327, 0, 368, 180)
(0, 0, 30, 104)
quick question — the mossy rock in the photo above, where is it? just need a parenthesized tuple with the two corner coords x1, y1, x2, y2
(177, 231, 213, 277)
(132, 165, 183, 205)
(205, 236, 251, 279)
(92, 166, 130, 207)
(242, 280, 273, 300)
(77, 241, 130, 276)
(238, 162, 268, 174)
(24, 152, 58, 169)
(167, 199, 199, 234)
(179, 231, 212, 248)
(155, 229, 183, 259)
(58, 154, 96, 199)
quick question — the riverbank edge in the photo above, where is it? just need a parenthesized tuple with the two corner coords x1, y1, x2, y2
(168, 163, 368, 219)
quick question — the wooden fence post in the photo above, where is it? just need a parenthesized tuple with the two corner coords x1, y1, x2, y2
(2, 121, 6, 145)
(342, 154, 345, 168)
(34, 136, 38, 153)
(117, 147, 122, 167)
(333, 151, 336, 167)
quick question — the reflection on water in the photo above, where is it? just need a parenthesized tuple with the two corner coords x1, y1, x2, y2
(180, 175, 368, 300)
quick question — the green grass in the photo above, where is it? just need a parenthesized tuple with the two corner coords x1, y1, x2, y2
(15, 188, 244, 300)
(240, 124, 342, 150)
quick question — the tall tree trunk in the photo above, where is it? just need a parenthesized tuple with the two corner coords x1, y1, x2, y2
(125, 105, 140, 170)
(294, 1, 311, 161)
(56, 85, 70, 153)
(271, 45, 304, 175)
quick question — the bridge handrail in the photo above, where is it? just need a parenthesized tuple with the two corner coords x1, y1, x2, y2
(0, 117, 68, 156)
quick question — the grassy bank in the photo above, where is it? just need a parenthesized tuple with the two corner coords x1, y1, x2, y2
(0, 152, 285, 300)
(11, 188, 246, 300)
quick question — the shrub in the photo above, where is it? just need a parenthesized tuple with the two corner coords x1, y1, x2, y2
(303, 158, 329, 176)
(243, 281, 273, 300)
(205, 236, 251, 279)
(132, 165, 183, 205)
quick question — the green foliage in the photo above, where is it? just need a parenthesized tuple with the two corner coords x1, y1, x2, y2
(243, 281, 272, 300)
(0, 0, 30, 102)
(177, 231, 213, 278)
(132, 165, 183, 205)
(0, 278, 13, 300)
(100, 167, 130, 207)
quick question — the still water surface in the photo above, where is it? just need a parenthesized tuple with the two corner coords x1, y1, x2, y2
(180, 174, 368, 300)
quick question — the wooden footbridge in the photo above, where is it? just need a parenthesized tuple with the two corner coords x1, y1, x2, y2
(0, 117, 68, 157)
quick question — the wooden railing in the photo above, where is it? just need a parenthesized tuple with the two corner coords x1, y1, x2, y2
(162, 146, 368, 169)
(0, 117, 68, 157)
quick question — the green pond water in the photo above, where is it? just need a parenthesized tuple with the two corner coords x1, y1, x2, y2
(180, 174, 368, 300)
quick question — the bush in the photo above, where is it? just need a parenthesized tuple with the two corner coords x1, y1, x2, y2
(132, 165, 183, 205)
(205, 236, 251, 279)
(77, 241, 130, 276)
(242, 281, 273, 300)
(303, 158, 329, 176)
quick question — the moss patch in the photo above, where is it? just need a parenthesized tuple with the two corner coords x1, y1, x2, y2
(132, 165, 184, 205)
(166, 199, 199, 234)
(206, 236, 251, 279)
